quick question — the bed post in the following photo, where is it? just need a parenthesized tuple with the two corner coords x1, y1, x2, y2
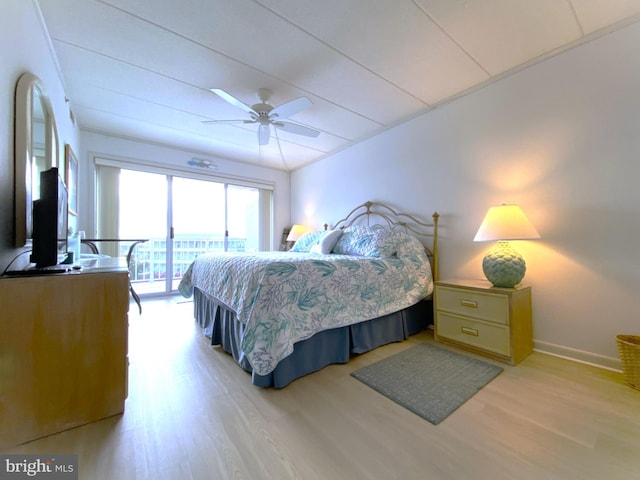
(432, 212, 439, 282)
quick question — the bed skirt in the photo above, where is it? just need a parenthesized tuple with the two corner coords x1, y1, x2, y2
(193, 288, 432, 388)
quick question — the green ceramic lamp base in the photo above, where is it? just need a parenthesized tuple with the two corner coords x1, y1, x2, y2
(482, 241, 526, 288)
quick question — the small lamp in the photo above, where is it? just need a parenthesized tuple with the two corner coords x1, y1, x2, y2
(286, 224, 309, 243)
(473, 204, 540, 288)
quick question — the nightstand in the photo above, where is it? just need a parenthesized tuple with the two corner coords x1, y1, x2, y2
(434, 279, 533, 365)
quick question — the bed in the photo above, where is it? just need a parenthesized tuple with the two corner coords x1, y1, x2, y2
(178, 201, 439, 388)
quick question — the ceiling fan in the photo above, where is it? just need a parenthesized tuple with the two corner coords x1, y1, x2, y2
(204, 88, 320, 146)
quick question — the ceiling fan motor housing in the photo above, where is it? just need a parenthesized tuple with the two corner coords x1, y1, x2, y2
(251, 103, 274, 122)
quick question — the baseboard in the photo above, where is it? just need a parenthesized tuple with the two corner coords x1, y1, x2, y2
(534, 340, 622, 372)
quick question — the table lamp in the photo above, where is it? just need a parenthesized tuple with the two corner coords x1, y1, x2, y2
(473, 204, 540, 288)
(286, 224, 309, 243)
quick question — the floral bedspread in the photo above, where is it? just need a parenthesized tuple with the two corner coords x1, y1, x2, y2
(178, 235, 433, 376)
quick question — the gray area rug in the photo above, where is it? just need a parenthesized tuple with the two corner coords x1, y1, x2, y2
(351, 343, 503, 425)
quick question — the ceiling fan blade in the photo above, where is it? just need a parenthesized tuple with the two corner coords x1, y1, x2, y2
(276, 121, 320, 138)
(270, 96, 312, 120)
(202, 119, 254, 124)
(258, 123, 271, 145)
(210, 88, 258, 116)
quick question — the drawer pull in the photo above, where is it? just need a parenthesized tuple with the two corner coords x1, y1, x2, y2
(460, 299, 478, 308)
(461, 326, 479, 336)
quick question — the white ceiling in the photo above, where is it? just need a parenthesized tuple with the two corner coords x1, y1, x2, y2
(36, 0, 640, 171)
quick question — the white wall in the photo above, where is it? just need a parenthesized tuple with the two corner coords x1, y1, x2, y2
(0, 0, 79, 271)
(291, 21, 640, 370)
(78, 132, 291, 248)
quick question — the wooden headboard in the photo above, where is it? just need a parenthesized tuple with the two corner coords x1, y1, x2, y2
(325, 201, 439, 281)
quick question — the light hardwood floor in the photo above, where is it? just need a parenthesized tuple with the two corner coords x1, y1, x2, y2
(6, 297, 639, 479)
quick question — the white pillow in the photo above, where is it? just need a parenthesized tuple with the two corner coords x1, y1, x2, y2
(313, 229, 343, 254)
(310, 244, 323, 254)
(320, 229, 343, 254)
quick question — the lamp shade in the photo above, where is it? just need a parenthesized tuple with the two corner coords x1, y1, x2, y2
(286, 224, 309, 242)
(473, 204, 540, 242)
(474, 204, 540, 288)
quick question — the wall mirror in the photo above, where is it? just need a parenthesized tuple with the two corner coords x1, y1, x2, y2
(14, 72, 59, 247)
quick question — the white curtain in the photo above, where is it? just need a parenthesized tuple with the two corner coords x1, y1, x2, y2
(95, 164, 120, 257)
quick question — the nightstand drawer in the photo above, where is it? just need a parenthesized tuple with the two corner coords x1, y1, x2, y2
(435, 286, 509, 325)
(436, 312, 510, 356)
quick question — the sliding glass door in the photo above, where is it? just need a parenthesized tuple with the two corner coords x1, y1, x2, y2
(96, 161, 270, 296)
(170, 181, 260, 290)
(171, 177, 226, 291)
(227, 184, 260, 253)
(118, 170, 168, 295)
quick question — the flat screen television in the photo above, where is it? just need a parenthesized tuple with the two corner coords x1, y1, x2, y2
(30, 167, 68, 268)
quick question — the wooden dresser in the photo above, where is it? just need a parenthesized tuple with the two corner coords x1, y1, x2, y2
(0, 259, 129, 448)
(434, 279, 533, 365)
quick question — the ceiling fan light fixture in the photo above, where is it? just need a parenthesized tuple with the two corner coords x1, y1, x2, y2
(258, 124, 270, 145)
